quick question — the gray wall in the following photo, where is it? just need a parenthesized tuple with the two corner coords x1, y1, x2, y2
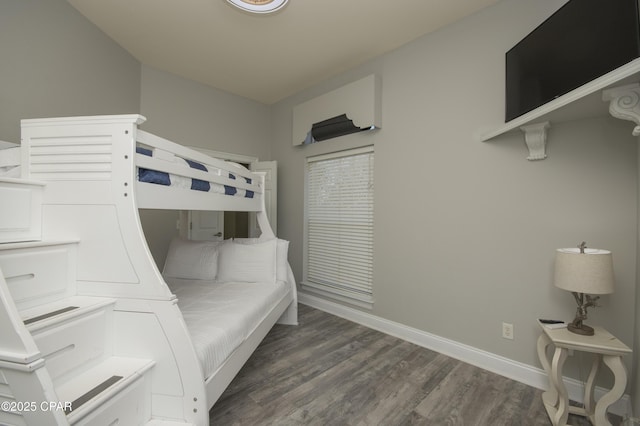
(139, 66, 271, 158)
(0, 0, 140, 142)
(138, 66, 272, 268)
(272, 0, 638, 385)
(2, 0, 638, 411)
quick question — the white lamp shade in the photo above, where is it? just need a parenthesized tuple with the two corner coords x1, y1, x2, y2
(554, 248, 614, 294)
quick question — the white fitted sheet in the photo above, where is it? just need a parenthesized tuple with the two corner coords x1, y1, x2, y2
(165, 278, 289, 380)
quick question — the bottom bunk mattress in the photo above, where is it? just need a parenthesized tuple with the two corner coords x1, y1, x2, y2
(165, 277, 290, 380)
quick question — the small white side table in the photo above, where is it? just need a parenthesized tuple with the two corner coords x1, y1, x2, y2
(537, 321, 631, 426)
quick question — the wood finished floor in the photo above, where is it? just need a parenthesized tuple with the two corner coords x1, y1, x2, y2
(209, 304, 620, 425)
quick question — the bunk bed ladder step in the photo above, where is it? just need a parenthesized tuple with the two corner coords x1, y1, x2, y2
(57, 356, 156, 425)
(23, 299, 158, 425)
(1, 146, 163, 425)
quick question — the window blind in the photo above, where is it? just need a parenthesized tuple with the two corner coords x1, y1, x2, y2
(304, 146, 374, 305)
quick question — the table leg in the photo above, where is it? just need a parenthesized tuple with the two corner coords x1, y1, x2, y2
(584, 353, 600, 422)
(594, 355, 627, 426)
(550, 347, 569, 426)
(537, 333, 558, 407)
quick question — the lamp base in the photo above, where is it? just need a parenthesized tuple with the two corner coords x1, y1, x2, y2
(568, 322, 594, 336)
(567, 292, 599, 336)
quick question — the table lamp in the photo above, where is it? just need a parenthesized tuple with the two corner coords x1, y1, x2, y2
(553, 242, 614, 336)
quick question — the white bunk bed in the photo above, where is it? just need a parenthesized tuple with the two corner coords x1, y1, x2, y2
(0, 115, 297, 426)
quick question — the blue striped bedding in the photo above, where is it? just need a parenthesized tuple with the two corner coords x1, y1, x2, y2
(136, 147, 254, 198)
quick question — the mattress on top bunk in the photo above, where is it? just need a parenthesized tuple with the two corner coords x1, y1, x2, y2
(165, 277, 289, 380)
(136, 146, 255, 198)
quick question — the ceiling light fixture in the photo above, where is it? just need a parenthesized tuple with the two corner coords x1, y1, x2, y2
(225, 0, 288, 14)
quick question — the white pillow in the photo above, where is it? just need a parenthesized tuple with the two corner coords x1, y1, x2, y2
(234, 238, 289, 282)
(217, 239, 277, 283)
(163, 238, 220, 280)
(276, 239, 289, 282)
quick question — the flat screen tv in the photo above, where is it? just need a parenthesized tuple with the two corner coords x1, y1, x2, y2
(505, 0, 640, 122)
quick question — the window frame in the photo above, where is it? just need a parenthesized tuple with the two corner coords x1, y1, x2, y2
(302, 145, 374, 309)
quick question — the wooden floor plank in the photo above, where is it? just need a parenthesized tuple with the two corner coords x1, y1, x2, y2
(209, 304, 620, 425)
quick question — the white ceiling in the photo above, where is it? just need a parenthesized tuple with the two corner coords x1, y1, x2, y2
(68, 0, 500, 104)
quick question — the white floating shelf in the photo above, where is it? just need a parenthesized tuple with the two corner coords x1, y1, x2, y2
(480, 58, 640, 160)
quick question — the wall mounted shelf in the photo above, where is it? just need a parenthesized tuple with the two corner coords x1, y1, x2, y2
(480, 58, 640, 160)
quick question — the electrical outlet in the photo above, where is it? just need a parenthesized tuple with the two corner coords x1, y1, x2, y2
(502, 322, 514, 340)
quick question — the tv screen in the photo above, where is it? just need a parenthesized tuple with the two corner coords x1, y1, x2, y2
(505, 0, 640, 122)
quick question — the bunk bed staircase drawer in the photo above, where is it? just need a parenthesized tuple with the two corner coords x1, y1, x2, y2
(30, 305, 114, 385)
(0, 179, 44, 244)
(0, 241, 77, 311)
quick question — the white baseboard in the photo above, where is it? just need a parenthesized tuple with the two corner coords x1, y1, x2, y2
(298, 292, 632, 418)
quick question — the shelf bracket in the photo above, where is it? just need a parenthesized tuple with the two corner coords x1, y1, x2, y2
(602, 83, 640, 136)
(519, 121, 550, 161)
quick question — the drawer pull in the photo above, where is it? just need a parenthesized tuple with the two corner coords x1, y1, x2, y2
(42, 343, 75, 360)
(6, 273, 35, 284)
